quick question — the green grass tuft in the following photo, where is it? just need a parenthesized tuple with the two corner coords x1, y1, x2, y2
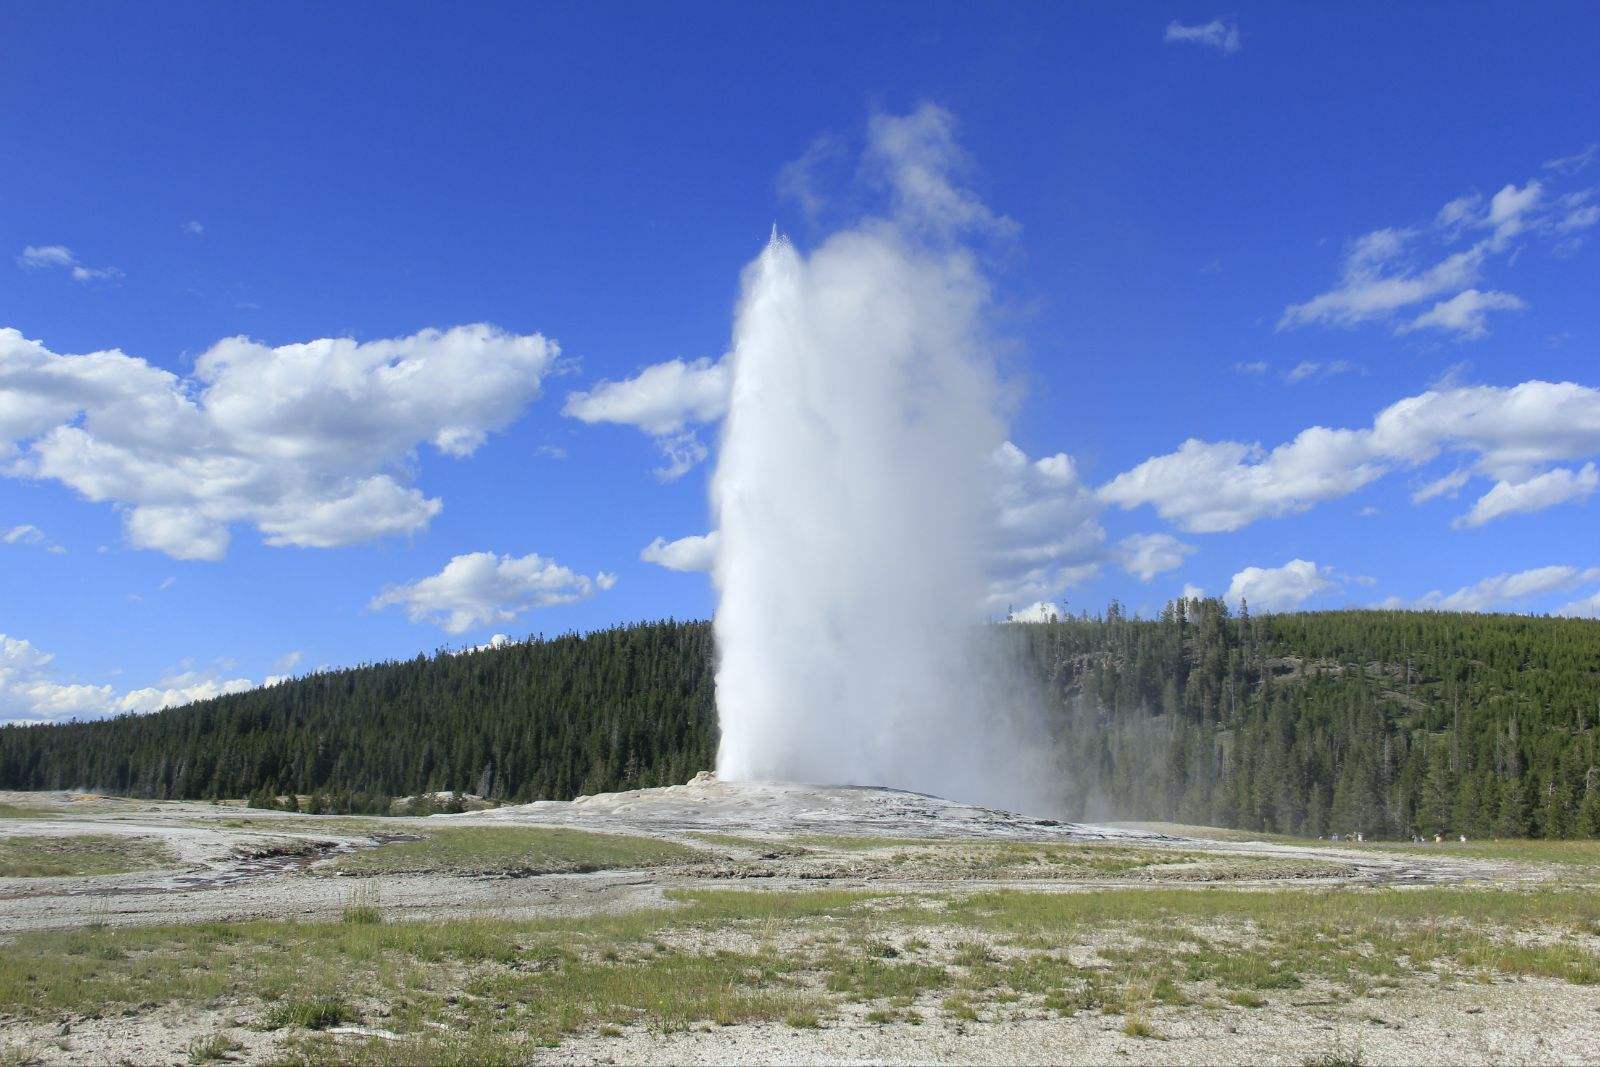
(186, 1032, 243, 1064)
(265, 997, 353, 1031)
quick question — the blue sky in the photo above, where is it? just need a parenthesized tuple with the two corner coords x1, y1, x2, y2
(3, 3, 1599, 721)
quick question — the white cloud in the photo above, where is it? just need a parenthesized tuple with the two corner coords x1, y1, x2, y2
(17, 245, 121, 283)
(1226, 559, 1335, 612)
(1454, 463, 1598, 528)
(563, 356, 728, 480)
(1116, 532, 1196, 582)
(651, 431, 710, 481)
(563, 357, 727, 436)
(183, 220, 204, 236)
(1, 523, 64, 554)
(117, 671, 254, 714)
(1436, 194, 1484, 233)
(1557, 202, 1600, 234)
(272, 650, 304, 673)
(371, 551, 617, 634)
(1400, 289, 1526, 339)
(1411, 468, 1471, 503)
(1557, 590, 1600, 618)
(1181, 583, 1205, 600)
(987, 442, 1105, 608)
(1, 632, 259, 723)
(1543, 144, 1598, 176)
(0, 324, 556, 559)
(1005, 601, 1063, 623)
(1285, 360, 1357, 383)
(1163, 18, 1241, 53)
(1102, 379, 1600, 532)
(1100, 427, 1382, 533)
(1233, 360, 1269, 374)
(1484, 181, 1543, 247)
(18, 245, 76, 270)
(469, 633, 513, 652)
(1280, 237, 1484, 331)
(1280, 172, 1581, 338)
(640, 532, 719, 573)
(1408, 565, 1600, 613)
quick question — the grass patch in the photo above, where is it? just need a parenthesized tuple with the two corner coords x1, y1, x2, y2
(326, 826, 700, 877)
(7, 882, 1600, 1058)
(266, 997, 354, 1031)
(1356, 838, 1600, 872)
(186, 1031, 243, 1063)
(0, 802, 56, 820)
(785, 836, 1344, 881)
(0, 834, 175, 877)
(343, 881, 383, 925)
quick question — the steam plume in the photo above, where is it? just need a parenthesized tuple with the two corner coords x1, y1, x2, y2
(710, 107, 1057, 813)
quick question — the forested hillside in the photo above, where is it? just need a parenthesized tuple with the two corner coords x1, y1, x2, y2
(0, 621, 716, 813)
(1020, 601, 1600, 840)
(3, 605, 1599, 838)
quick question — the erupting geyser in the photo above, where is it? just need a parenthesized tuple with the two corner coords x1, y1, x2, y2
(710, 173, 1057, 813)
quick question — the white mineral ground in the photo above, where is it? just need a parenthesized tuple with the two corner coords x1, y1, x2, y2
(0, 779, 1591, 1065)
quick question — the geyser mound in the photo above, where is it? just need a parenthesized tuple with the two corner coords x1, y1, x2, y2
(470, 774, 1148, 842)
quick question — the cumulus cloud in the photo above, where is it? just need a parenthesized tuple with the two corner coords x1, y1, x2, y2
(1280, 172, 1582, 338)
(563, 356, 728, 479)
(1163, 18, 1241, 53)
(1404, 565, 1600, 613)
(1557, 590, 1600, 618)
(1116, 532, 1196, 582)
(0, 324, 556, 559)
(1226, 559, 1335, 612)
(17, 244, 122, 283)
(183, 220, 205, 236)
(986, 442, 1105, 608)
(371, 551, 617, 634)
(118, 671, 254, 714)
(1454, 463, 1599, 528)
(640, 532, 719, 573)
(1100, 427, 1383, 533)
(1, 632, 257, 723)
(1005, 601, 1063, 623)
(1102, 379, 1600, 532)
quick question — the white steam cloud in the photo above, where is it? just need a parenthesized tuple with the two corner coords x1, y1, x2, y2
(709, 107, 1057, 814)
